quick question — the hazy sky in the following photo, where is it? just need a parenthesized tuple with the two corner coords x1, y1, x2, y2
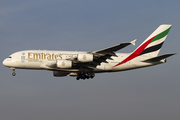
(0, 0, 180, 120)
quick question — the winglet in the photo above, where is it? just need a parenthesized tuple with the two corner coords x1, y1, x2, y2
(130, 39, 136, 46)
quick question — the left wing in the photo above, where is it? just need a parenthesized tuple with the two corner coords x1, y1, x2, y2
(41, 40, 136, 70)
(78, 39, 137, 69)
(92, 39, 136, 54)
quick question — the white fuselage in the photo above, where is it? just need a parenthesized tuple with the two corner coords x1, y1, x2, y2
(3, 50, 164, 73)
(2, 25, 174, 79)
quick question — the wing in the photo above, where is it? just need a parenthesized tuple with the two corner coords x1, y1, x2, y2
(76, 39, 137, 69)
(92, 39, 136, 54)
(40, 40, 136, 70)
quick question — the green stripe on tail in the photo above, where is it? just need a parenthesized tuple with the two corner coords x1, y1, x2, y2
(151, 26, 172, 43)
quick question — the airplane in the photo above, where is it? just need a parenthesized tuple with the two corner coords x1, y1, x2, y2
(2, 24, 176, 80)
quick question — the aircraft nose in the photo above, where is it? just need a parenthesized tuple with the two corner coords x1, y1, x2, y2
(2, 58, 9, 67)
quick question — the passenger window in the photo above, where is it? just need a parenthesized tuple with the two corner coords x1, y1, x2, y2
(8, 56, 12, 58)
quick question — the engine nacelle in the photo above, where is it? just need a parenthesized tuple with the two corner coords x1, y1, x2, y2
(56, 60, 72, 68)
(78, 54, 93, 62)
(53, 71, 68, 77)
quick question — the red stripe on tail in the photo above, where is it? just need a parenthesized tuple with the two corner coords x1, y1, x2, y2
(113, 36, 156, 67)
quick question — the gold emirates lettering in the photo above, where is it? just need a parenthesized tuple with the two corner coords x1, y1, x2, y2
(28, 53, 62, 60)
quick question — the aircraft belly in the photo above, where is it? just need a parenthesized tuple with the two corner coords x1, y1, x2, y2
(94, 64, 105, 72)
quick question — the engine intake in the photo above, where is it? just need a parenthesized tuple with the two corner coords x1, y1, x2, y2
(78, 54, 93, 62)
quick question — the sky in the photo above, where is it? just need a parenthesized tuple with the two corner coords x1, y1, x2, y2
(0, 0, 180, 120)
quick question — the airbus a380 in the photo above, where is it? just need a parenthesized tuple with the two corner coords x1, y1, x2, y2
(3, 24, 175, 80)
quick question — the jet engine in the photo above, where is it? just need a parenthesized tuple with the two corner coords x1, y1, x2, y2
(56, 60, 72, 68)
(78, 54, 93, 62)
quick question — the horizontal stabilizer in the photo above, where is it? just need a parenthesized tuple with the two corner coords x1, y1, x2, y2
(142, 53, 176, 63)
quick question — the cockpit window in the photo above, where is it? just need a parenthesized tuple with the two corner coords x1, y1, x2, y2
(8, 56, 12, 58)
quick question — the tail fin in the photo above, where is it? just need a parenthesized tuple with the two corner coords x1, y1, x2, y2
(136, 24, 172, 57)
(113, 24, 172, 67)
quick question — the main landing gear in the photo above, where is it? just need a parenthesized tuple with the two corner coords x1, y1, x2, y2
(76, 73, 95, 80)
(11, 68, 16, 76)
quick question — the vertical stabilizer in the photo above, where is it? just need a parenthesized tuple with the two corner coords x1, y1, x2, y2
(114, 24, 172, 67)
(138, 24, 172, 57)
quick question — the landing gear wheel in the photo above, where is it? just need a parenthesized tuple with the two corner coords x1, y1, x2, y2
(12, 72, 16, 76)
(76, 73, 95, 80)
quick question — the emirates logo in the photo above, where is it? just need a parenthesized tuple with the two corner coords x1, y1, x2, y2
(83, 55, 87, 60)
(62, 62, 65, 66)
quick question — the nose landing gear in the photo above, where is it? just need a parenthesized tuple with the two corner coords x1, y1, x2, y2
(11, 68, 16, 76)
